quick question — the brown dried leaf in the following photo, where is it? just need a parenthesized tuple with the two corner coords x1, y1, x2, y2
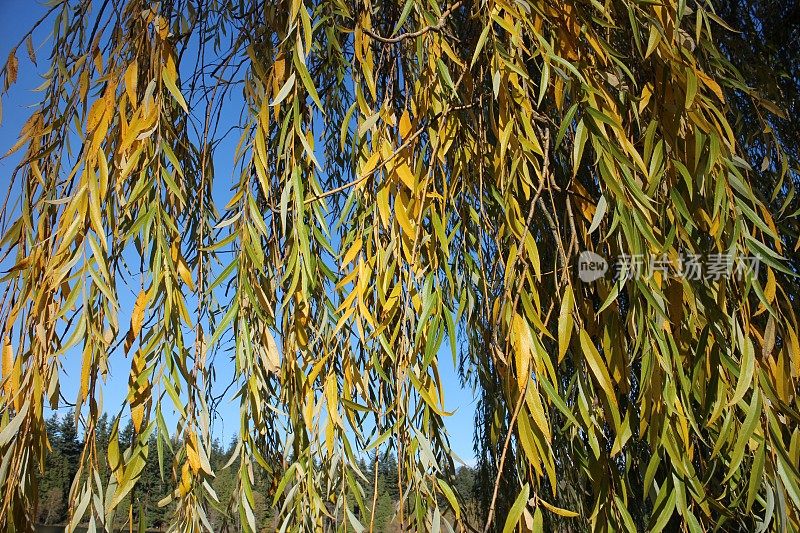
(5, 49, 18, 89)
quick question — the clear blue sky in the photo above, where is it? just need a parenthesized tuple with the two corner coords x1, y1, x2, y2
(0, 0, 477, 465)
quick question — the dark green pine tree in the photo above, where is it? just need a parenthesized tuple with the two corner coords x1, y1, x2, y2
(36, 414, 66, 525)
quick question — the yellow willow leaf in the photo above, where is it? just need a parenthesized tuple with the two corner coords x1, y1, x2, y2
(87, 98, 106, 132)
(79, 345, 92, 404)
(296, 321, 309, 349)
(764, 268, 776, 304)
(303, 389, 315, 432)
(395, 194, 416, 238)
(2, 337, 13, 400)
(763, 316, 776, 357)
(162, 62, 188, 113)
(437, 479, 461, 519)
(377, 184, 391, 229)
(177, 259, 195, 290)
(513, 313, 533, 390)
(108, 425, 120, 473)
(179, 462, 192, 496)
(341, 237, 362, 266)
(336, 287, 358, 316)
(119, 146, 142, 181)
(730, 336, 755, 406)
(526, 384, 551, 442)
(132, 289, 147, 337)
(186, 434, 202, 473)
(788, 325, 800, 376)
(572, 120, 588, 177)
(325, 418, 335, 455)
(645, 24, 661, 58)
(325, 374, 340, 426)
(696, 68, 725, 103)
(263, 330, 280, 373)
(307, 354, 331, 387)
(558, 286, 574, 363)
(579, 328, 618, 408)
(399, 109, 412, 138)
(97, 149, 109, 198)
(10, 354, 20, 411)
(361, 151, 381, 178)
(125, 60, 138, 104)
(539, 498, 579, 518)
(130, 403, 144, 433)
(396, 162, 416, 191)
(639, 83, 653, 114)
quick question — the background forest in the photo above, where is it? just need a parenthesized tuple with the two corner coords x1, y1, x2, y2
(35, 411, 480, 531)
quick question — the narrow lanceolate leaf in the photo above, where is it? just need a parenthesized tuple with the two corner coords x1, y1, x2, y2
(162, 61, 188, 113)
(539, 498, 579, 518)
(437, 478, 460, 519)
(263, 331, 281, 373)
(502, 483, 529, 533)
(2, 337, 14, 400)
(271, 73, 296, 106)
(762, 315, 776, 356)
(572, 120, 588, 176)
(730, 336, 755, 406)
(125, 289, 148, 353)
(558, 286, 574, 363)
(588, 195, 607, 234)
(579, 329, 618, 408)
(725, 388, 761, 481)
(513, 313, 534, 390)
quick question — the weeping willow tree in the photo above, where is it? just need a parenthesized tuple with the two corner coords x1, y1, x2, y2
(0, 0, 798, 531)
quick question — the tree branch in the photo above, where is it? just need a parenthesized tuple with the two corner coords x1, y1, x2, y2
(361, 1, 463, 44)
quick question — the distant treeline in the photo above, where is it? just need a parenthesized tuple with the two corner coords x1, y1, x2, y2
(36, 412, 481, 531)
(37, 411, 269, 530)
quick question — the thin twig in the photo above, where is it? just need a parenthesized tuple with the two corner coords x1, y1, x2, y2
(482, 384, 528, 533)
(360, 0, 463, 44)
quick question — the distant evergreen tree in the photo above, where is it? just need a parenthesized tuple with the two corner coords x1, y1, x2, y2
(36, 414, 66, 525)
(33, 414, 279, 529)
(379, 452, 399, 501)
(57, 410, 82, 472)
(94, 413, 111, 480)
(372, 491, 393, 532)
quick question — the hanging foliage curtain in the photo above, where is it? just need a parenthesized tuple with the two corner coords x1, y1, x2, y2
(0, 0, 798, 531)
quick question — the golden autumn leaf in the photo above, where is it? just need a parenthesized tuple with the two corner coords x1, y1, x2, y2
(557, 286, 574, 363)
(5, 49, 18, 88)
(2, 337, 14, 401)
(125, 60, 138, 103)
(399, 109, 412, 138)
(186, 432, 202, 473)
(263, 330, 281, 374)
(361, 150, 381, 178)
(125, 289, 148, 354)
(579, 328, 618, 409)
(512, 313, 533, 390)
(395, 162, 416, 191)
